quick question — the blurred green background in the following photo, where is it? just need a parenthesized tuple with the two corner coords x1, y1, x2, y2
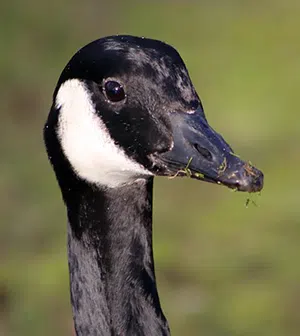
(1, 1, 300, 335)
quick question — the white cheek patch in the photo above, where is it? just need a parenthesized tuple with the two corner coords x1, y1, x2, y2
(56, 79, 152, 188)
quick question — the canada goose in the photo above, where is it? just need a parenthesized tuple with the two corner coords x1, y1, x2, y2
(44, 35, 263, 336)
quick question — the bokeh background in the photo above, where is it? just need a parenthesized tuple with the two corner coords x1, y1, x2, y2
(1, 1, 300, 335)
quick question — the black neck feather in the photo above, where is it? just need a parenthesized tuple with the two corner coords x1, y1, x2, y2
(66, 178, 170, 336)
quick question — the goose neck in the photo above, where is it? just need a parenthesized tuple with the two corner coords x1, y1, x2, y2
(66, 178, 170, 335)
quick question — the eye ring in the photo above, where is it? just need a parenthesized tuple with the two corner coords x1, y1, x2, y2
(103, 80, 126, 103)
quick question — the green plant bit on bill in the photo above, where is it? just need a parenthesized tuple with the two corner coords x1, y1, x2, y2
(245, 191, 261, 208)
(229, 151, 241, 158)
(194, 172, 204, 179)
(169, 157, 193, 179)
(218, 157, 227, 175)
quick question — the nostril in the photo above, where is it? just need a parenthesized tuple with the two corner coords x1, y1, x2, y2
(193, 144, 213, 161)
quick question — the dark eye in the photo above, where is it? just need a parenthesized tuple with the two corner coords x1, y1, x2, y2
(104, 80, 126, 102)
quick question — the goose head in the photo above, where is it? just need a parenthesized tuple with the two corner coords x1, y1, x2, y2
(45, 35, 263, 194)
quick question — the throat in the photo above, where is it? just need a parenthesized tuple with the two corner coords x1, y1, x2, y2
(66, 178, 170, 336)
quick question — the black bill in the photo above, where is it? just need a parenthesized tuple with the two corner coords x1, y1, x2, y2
(156, 107, 263, 193)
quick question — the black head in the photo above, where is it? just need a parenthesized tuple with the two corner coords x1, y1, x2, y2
(44, 35, 263, 194)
